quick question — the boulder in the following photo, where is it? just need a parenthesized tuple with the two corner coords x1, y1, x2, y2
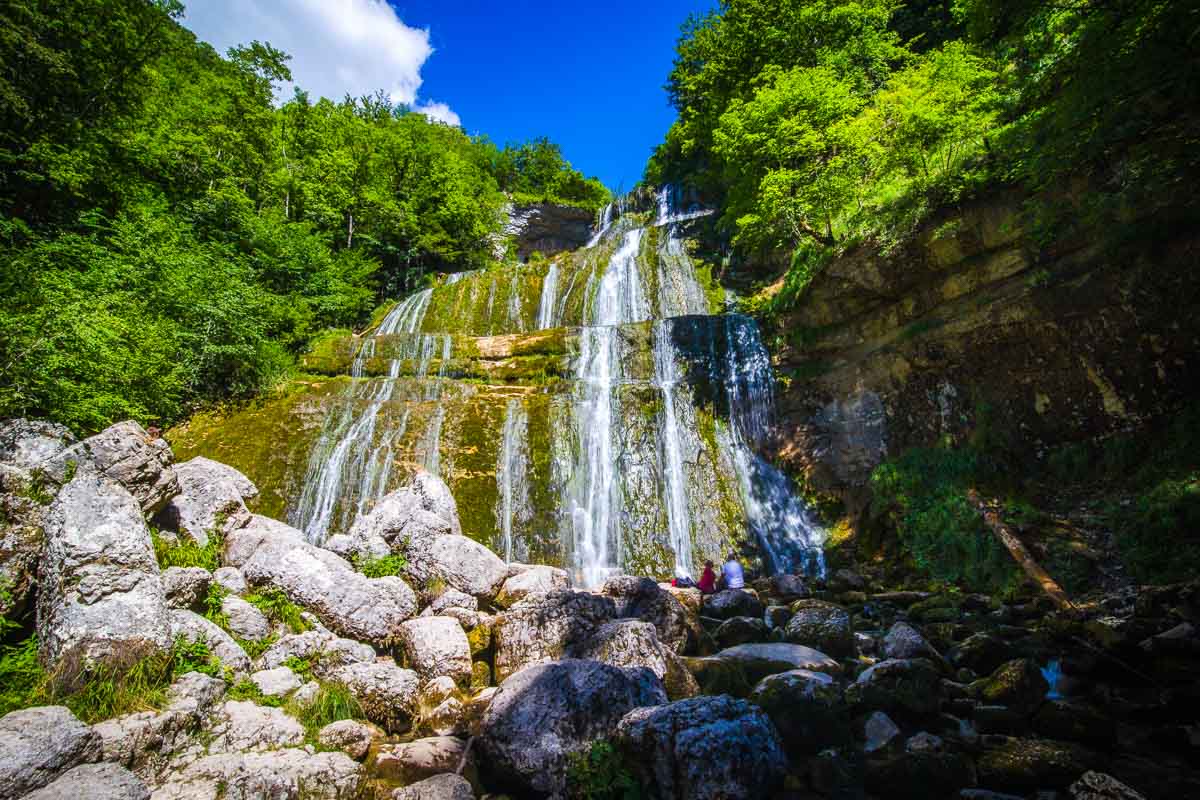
(396, 531, 508, 602)
(714, 616, 769, 648)
(398, 616, 473, 684)
(864, 749, 977, 800)
(93, 672, 225, 777)
(845, 658, 942, 717)
(212, 566, 247, 595)
(763, 605, 793, 631)
(616, 695, 788, 800)
(241, 533, 417, 646)
(42, 421, 177, 514)
(478, 659, 666, 797)
(392, 773, 475, 800)
(375, 736, 468, 784)
(162, 567, 212, 610)
(154, 749, 363, 800)
(1070, 771, 1148, 800)
(1033, 700, 1117, 747)
(153, 458, 254, 545)
(331, 660, 421, 733)
(426, 588, 478, 614)
(204, 700, 305, 752)
(493, 564, 570, 608)
(37, 474, 172, 670)
(784, 599, 853, 656)
(568, 619, 700, 700)
(828, 568, 866, 593)
(256, 630, 375, 675)
(409, 470, 463, 536)
(949, 633, 1012, 675)
(883, 621, 939, 661)
(709, 643, 842, 684)
(317, 720, 380, 761)
(748, 669, 850, 756)
(220, 595, 271, 642)
(0, 706, 101, 798)
(862, 710, 902, 754)
(419, 696, 468, 738)
(22, 762, 149, 800)
(223, 515, 305, 567)
(0, 463, 49, 617)
(0, 418, 76, 470)
(976, 738, 1098, 793)
(492, 590, 615, 682)
(250, 666, 302, 697)
(169, 610, 251, 675)
(769, 574, 811, 602)
(602, 575, 699, 653)
(703, 589, 763, 620)
(969, 659, 1049, 715)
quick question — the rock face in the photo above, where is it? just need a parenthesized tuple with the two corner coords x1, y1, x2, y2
(504, 202, 595, 260)
(169, 610, 251, 675)
(493, 564, 570, 608)
(398, 616, 473, 684)
(22, 762, 149, 800)
(409, 470, 463, 536)
(0, 418, 76, 470)
(153, 457, 255, 545)
(154, 749, 363, 800)
(970, 658, 1050, 715)
(256, 629, 375, 674)
(749, 669, 850, 756)
(602, 575, 699, 653)
(240, 527, 417, 645)
(37, 474, 172, 669)
(478, 659, 666, 797)
(784, 599, 854, 656)
(568, 619, 700, 700)
(0, 706, 101, 798)
(44, 421, 178, 514)
(616, 695, 788, 800)
(0, 463, 49, 617)
(317, 720, 379, 761)
(492, 590, 616, 681)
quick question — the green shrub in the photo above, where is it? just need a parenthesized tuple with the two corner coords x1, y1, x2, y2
(871, 446, 1016, 592)
(1112, 475, 1200, 584)
(245, 588, 310, 634)
(565, 741, 642, 800)
(285, 682, 364, 742)
(227, 677, 285, 707)
(153, 530, 224, 572)
(351, 553, 407, 579)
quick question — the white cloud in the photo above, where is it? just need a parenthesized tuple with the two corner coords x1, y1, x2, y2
(182, 0, 457, 120)
(414, 101, 461, 127)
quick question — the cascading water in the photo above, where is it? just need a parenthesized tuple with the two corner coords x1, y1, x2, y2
(293, 289, 445, 543)
(495, 398, 531, 562)
(654, 320, 695, 579)
(536, 261, 559, 330)
(585, 202, 615, 249)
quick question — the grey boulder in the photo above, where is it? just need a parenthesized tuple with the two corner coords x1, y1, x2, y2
(220, 595, 271, 642)
(602, 575, 698, 653)
(784, 599, 854, 657)
(42, 421, 177, 514)
(162, 566, 212, 610)
(392, 773, 475, 800)
(153, 457, 255, 545)
(169, 610, 251, 675)
(154, 749, 363, 800)
(616, 695, 788, 800)
(317, 720, 381, 761)
(375, 736, 468, 784)
(331, 660, 421, 733)
(493, 564, 570, 608)
(0, 418, 76, 470)
(568, 619, 699, 700)
(22, 762, 148, 800)
(398, 616, 472, 685)
(37, 474, 172, 669)
(492, 590, 616, 682)
(0, 706, 101, 797)
(478, 659, 666, 797)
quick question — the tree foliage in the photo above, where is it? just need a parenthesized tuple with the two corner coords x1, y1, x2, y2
(0, 0, 601, 433)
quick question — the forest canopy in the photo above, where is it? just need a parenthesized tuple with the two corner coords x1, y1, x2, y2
(647, 0, 1200, 277)
(0, 0, 608, 434)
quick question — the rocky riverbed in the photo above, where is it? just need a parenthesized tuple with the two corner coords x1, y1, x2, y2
(1, 418, 1197, 799)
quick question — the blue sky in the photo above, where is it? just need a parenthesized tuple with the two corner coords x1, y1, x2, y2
(182, 0, 715, 190)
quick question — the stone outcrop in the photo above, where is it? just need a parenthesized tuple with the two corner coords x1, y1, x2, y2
(153, 749, 363, 800)
(398, 616, 472, 684)
(392, 773, 475, 800)
(493, 564, 570, 608)
(169, 610, 251, 675)
(616, 695, 788, 800)
(492, 590, 616, 681)
(0, 706, 101, 798)
(37, 474, 172, 670)
(503, 202, 595, 260)
(330, 660, 421, 733)
(478, 659, 666, 796)
(43, 421, 178, 514)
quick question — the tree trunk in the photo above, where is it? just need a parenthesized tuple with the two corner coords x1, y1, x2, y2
(967, 489, 1076, 612)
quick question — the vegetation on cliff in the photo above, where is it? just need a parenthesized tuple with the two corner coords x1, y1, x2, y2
(0, 0, 607, 435)
(649, 0, 1200, 306)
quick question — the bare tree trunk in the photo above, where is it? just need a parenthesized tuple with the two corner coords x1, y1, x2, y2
(967, 489, 1076, 612)
(347, 213, 354, 249)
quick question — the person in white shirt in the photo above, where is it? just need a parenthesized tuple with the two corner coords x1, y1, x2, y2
(721, 552, 745, 590)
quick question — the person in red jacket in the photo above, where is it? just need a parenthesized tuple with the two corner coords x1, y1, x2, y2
(697, 560, 718, 594)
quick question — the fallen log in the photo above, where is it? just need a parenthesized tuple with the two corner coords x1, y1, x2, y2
(967, 489, 1076, 613)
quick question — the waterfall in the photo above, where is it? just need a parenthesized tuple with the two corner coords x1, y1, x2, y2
(536, 261, 559, 329)
(293, 289, 439, 543)
(495, 398, 530, 562)
(654, 321, 694, 579)
(568, 228, 650, 588)
(506, 270, 525, 332)
(721, 315, 826, 576)
(585, 202, 615, 249)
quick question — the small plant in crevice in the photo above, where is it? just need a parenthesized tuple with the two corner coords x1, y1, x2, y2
(350, 553, 407, 579)
(285, 681, 364, 743)
(565, 740, 643, 800)
(244, 587, 310, 634)
(153, 529, 225, 572)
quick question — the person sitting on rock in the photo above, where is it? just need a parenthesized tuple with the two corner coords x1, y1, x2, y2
(697, 560, 718, 594)
(721, 552, 745, 590)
